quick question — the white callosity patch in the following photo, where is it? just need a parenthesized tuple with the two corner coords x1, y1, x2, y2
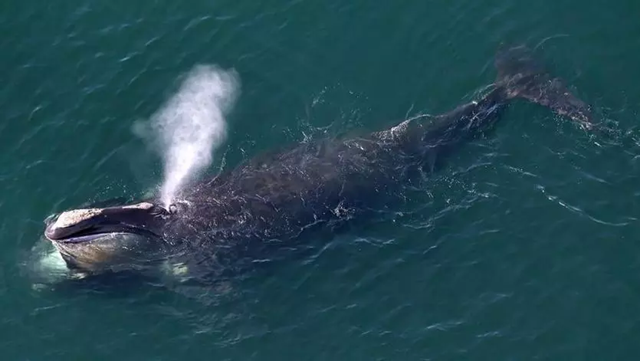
(52, 208, 103, 229)
(51, 202, 154, 230)
(122, 202, 154, 210)
(134, 65, 240, 208)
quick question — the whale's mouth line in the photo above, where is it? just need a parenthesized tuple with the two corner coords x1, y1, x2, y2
(43, 201, 170, 244)
(50, 232, 130, 244)
(44, 218, 160, 244)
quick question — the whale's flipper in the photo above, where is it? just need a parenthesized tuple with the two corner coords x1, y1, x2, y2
(495, 45, 594, 130)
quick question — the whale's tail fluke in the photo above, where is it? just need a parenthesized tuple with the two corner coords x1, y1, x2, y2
(495, 45, 594, 130)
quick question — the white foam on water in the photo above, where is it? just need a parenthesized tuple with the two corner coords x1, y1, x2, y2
(24, 241, 76, 287)
(134, 65, 240, 207)
(37, 248, 69, 275)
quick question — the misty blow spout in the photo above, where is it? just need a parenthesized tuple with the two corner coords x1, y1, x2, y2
(134, 65, 240, 206)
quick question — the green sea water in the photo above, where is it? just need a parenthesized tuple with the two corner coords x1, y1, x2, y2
(2, 1, 640, 360)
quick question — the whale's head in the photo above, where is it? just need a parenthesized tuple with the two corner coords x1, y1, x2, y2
(44, 201, 176, 273)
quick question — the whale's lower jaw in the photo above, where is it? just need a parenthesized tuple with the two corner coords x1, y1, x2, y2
(47, 231, 165, 273)
(42, 201, 173, 272)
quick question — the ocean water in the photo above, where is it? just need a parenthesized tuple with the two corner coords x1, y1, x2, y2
(2, 1, 640, 360)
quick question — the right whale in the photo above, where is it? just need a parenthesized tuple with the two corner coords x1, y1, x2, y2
(42, 45, 595, 280)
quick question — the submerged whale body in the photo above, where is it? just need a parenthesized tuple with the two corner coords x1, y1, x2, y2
(43, 45, 594, 280)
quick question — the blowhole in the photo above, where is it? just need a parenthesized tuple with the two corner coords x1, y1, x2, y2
(168, 204, 178, 214)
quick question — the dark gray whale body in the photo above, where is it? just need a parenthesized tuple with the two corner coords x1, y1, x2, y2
(43, 46, 594, 279)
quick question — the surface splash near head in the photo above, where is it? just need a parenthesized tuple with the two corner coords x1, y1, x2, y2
(135, 65, 239, 207)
